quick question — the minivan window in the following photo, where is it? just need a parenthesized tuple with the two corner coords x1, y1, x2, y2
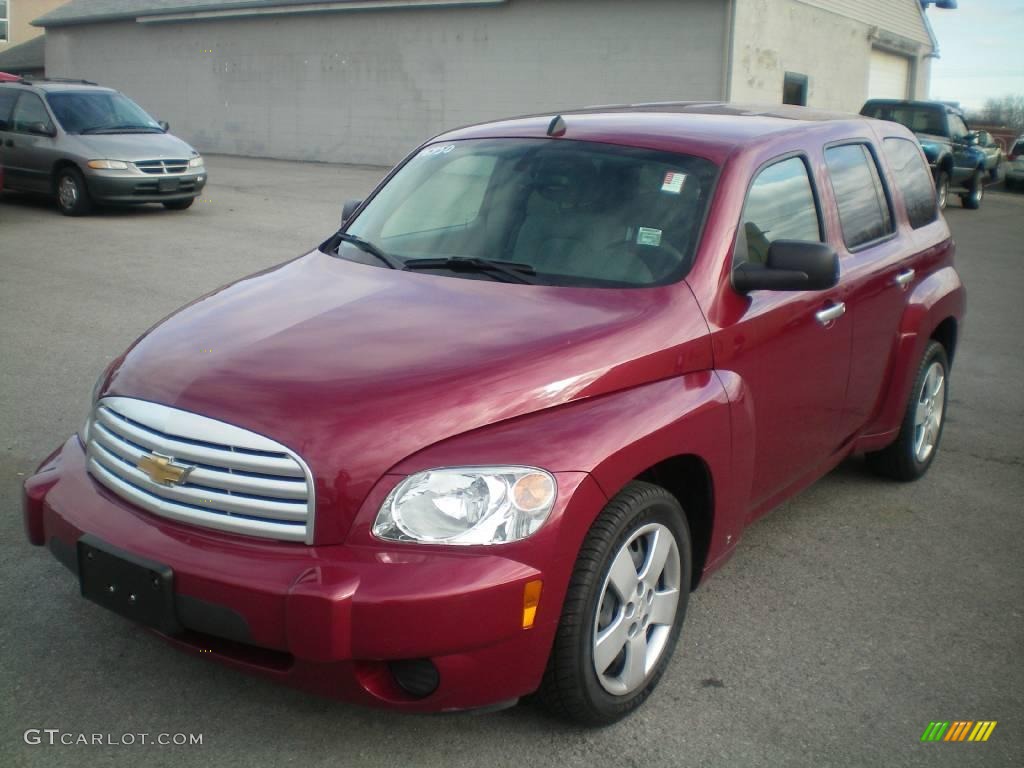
(0, 88, 18, 130)
(825, 144, 894, 249)
(735, 156, 822, 266)
(45, 91, 161, 134)
(10, 93, 54, 134)
(344, 138, 719, 288)
(882, 138, 938, 229)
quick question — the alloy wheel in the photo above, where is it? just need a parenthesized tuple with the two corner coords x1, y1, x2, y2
(913, 361, 945, 463)
(592, 523, 681, 696)
(58, 175, 79, 210)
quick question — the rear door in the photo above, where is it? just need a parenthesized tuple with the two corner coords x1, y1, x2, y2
(8, 91, 59, 193)
(822, 141, 918, 434)
(0, 86, 21, 188)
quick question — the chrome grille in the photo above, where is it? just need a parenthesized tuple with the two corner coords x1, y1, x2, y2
(85, 397, 314, 543)
(134, 159, 189, 174)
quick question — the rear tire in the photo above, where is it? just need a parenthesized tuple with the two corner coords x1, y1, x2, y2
(536, 481, 691, 726)
(935, 170, 950, 210)
(866, 341, 949, 482)
(55, 167, 93, 216)
(163, 197, 195, 210)
(960, 170, 984, 209)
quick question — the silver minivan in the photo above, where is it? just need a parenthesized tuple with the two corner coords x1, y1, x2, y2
(0, 79, 206, 215)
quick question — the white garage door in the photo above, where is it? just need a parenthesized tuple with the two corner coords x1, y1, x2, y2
(868, 49, 911, 100)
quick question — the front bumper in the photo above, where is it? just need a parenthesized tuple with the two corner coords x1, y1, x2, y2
(84, 169, 206, 204)
(24, 437, 602, 711)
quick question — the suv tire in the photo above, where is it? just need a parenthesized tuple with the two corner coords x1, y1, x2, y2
(866, 341, 949, 482)
(536, 481, 691, 726)
(960, 170, 984, 209)
(935, 169, 950, 210)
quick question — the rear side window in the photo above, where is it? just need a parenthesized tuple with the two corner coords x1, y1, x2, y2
(0, 88, 18, 130)
(825, 144, 894, 249)
(735, 156, 822, 266)
(882, 138, 938, 229)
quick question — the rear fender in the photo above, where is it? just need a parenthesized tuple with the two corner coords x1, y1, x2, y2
(857, 265, 964, 450)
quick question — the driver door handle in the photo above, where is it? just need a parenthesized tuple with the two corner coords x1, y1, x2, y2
(815, 302, 846, 326)
(895, 268, 915, 287)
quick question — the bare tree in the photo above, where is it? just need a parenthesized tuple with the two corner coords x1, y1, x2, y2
(976, 95, 1024, 133)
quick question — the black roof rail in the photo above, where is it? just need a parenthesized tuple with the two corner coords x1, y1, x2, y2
(20, 77, 100, 86)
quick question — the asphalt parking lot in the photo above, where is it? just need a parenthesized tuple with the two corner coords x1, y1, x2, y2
(1, 157, 1021, 768)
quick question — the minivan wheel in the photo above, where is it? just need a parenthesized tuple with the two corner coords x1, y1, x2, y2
(936, 170, 950, 210)
(961, 170, 984, 209)
(866, 341, 949, 482)
(163, 198, 195, 210)
(537, 481, 691, 726)
(55, 167, 93, 216)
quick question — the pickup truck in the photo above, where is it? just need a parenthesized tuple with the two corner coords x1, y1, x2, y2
(24, 103, 964, 726)
(861, 99, 987, 210)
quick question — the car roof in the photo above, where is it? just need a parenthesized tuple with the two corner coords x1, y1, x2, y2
(863, 98, 963, 113)
(0, 80, 114, 93)
(435, 102, 876, 164)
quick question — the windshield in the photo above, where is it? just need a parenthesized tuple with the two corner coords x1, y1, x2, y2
(863, 104, 946, 136)
(45, 91, 162, 134)
(341, 138, 718, 288)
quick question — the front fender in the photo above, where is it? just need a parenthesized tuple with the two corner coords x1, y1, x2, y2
(858, 264, 965, 449)
(357, 371, 742, 583)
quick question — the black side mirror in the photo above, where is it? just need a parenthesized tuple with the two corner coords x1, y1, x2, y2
(28, 122, 56, 137)
(158, 121, 170, 132)
(341, 199, 363, 227)
(733, 240, 839, 293)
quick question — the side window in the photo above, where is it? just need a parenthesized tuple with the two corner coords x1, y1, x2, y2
(11, 93, 54, 134)
(824, 144, 894, 249)
(0, 88, 19, 130)
(882, 138, 938, 229)
(381, 153, 496, 239)
(948, 114, 968, 141)
(736, 156, 822, 266)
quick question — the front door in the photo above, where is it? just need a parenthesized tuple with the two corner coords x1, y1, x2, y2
(712, 154, 852, 511)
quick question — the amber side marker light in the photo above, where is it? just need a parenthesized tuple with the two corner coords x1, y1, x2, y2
(523, 580, 543, 629)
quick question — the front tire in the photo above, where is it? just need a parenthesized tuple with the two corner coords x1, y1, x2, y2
(537, 481, 691, 726)
(866, 341, 949, 481)
(961, 170, 984, 209)
(55, 167, 93, 216)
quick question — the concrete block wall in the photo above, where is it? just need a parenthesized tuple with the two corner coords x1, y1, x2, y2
(45, 0, 727, 166)
(728, 0, 930, 112)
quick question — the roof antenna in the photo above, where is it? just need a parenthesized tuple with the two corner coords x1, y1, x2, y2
(547, 115, 566, 137)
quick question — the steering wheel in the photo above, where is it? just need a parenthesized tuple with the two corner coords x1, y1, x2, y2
(597, 237, 685, 281)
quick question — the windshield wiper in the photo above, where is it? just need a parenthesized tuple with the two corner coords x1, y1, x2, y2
(403, 257, 538, 284)
(79, 124, 161, 134)
(336, 233, 404, 270)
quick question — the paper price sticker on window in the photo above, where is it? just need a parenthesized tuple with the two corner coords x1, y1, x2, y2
(662, 171, 687, 194)
(636, 227, 663, 247)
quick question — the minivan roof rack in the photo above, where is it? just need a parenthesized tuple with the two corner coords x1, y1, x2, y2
(19, 77, 100, 86)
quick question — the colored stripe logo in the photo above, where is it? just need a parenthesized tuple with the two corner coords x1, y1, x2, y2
(921, 721, 997, 742)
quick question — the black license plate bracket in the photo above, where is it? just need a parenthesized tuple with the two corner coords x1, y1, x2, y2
(77, 534, 181, 634)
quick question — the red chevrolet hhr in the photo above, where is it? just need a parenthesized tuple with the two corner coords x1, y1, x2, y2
(24, 103, 964, 725)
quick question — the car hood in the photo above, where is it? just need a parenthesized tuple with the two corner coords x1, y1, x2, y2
(105, 250, 712, 543)
(63, 131, 197, 162)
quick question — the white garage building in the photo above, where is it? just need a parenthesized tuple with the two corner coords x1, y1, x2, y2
(35, 0, 942, 165)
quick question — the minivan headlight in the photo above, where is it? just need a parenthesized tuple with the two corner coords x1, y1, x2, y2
(188, 155, 204, 168)
(86, 159, 129, 170)
(373, 467, 557, 545)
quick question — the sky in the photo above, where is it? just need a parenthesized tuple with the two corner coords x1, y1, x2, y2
(926, 0, 1024, 110)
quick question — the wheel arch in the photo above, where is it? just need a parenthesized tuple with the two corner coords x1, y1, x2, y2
(50, 158, 81, 192)
(930, 315, 958, 367)
(632, 454, 714, 588)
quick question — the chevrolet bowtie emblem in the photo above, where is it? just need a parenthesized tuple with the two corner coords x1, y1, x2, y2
(137, 453, 194, 486)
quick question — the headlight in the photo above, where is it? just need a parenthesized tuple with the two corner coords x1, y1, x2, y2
(86, 159, 129, 170)
(79, 368, 108, 444)
(188, 155, 204, 168)
(373, 467, 557, 545)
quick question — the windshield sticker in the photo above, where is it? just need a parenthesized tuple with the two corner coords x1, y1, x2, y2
(422, 144, 456, 157)
(636, 227, 663, 247)
(661, 171, 686, 194)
